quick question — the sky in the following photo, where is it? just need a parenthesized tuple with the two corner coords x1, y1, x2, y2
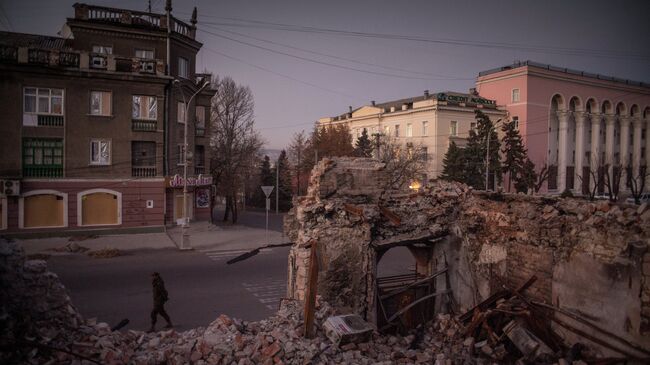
(2, 0, 649, 149)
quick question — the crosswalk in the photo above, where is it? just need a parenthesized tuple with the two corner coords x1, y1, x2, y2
(242, 279, 287, 310)
(200, 248, 273, 262)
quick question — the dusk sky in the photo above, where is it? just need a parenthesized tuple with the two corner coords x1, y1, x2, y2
(2, 0, 649, 149)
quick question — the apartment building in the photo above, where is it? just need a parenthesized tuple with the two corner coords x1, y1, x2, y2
(0, 2, 215, 235)
(318, 91, 506, 181)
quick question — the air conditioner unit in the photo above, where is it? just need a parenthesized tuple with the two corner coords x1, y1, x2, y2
(1, 180, 20, 196)
(140, 61, 155, 73)
(90, 55, 107, 68)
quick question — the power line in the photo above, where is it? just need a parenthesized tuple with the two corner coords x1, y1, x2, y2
(200, 23, 472, 80)
(185, 14, 650, 62)
(198, 28, 474, 81)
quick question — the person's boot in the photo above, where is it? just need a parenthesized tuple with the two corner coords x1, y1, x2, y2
(164, 322, 173, 329)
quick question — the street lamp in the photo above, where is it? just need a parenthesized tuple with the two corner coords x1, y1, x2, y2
(485, 118, 502, 191)
(173, 78, 210, 250)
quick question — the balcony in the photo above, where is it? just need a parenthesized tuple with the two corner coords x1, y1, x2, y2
(23, 166, 63, 178)
(74, 3, 196, 40)
(132, 119, 157, 131)
(0, 45, 17, 62)
(132, 166, 156, 177)
(38, 115, 64, 127)
(1, 47, 165, 76)
(195, 128, 205, 137)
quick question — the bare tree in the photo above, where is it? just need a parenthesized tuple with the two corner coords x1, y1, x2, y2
(376, 135, 428, 190)
(288, 131, 311, 196)
(626, 163, 649, 204)
(576, 154, 604, 201)
(533, 163, 550, 194)
(209, 76, 263, 224)
(603, 162, 623, 202)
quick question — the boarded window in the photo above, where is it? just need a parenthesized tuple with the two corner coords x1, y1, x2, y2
(81, 192, 118, 225)
(24, 194, 64, 228)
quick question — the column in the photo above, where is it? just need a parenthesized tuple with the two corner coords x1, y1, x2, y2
(589, 113, 602, 193)
(557, 111, 569, 192)
(605, 114, 615, 165)
(574, 111, 586, 193)
(620, 117, 630, 191)
(632, 118, 643, 188)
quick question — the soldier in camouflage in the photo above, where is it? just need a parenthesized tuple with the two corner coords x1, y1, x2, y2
(149, 272, 173, 332)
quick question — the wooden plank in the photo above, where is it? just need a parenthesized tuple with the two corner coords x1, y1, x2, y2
(379, 206, 401, 226)
(343, 203, 364, 219)
(304, 240, 319, 338)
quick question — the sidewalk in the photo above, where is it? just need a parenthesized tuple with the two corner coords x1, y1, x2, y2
(18, 221, 288, 255)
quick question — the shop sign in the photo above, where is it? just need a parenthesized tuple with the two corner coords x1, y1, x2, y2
(167, 174, 213, 188)
(436, 93, 496, 106)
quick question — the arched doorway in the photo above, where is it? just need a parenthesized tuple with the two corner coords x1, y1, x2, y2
(20, 190, 67, 228)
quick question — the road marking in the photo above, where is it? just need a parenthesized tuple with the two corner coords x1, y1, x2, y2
(200, 248, 273, 262)
(242, 279, 286, 311)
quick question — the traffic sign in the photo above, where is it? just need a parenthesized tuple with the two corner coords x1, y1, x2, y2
(261, 186, 274, 198)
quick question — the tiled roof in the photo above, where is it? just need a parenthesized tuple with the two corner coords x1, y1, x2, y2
(0, 31, 71, 50)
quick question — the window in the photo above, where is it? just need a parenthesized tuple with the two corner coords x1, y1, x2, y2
(394, 124, 400, 137)
(90, 91, 111, 116)
(135, 49, 154, 59)
(92, 45, 112, 54)
(384, 125, 390, 135)
(422, 121, 429, 136)
(406, 123, 413, 137)
(422, 147, 428, 161)
(132, 96, 157, 120)
(20, 190, 67, 228)
(512, 116, 519, 130)
(23, 138, 63, 177)
(178, 57, 189, 78)
(177, 144, 186, 166)
(24, 87, 63, 114)
(195, 145, 205, 167)
(470, 122, 476, 131)
(196, 105, 206, 130)
(450, 121, 458, 136)
(177, 102, 186, 124)
(512, 88, 520, 103)
(132, 141, 156, 166)
(90, 139, 111, 165)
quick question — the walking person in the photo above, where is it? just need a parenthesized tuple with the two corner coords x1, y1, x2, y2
(149, 272, 173, 332)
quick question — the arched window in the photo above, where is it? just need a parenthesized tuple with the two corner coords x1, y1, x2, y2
(77, 189, 121, 226)
(19, 190, 68, 228)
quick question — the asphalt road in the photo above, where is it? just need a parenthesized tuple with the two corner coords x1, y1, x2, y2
(212, 207, 285, 232)
(47, 245, 290, 332)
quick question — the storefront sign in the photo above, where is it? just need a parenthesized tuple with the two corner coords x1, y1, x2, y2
(437, 93, 496, 107)
(167, 174, 213, 188)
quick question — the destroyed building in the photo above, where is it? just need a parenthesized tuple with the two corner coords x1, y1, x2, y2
(2, 156, 650, 364)
(285, 157, 650, 359)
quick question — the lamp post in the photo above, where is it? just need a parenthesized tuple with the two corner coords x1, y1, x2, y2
(173, 78, 210, 250)
(485, 118, 502, 191)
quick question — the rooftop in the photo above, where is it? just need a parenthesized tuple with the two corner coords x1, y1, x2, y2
(478, 60, 650, 88)
(0, 31, 70, 50)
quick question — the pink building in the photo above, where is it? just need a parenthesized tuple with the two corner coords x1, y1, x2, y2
(476, 61, 650, 194)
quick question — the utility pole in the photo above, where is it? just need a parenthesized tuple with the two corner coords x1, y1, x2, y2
(276, 157, 279, 214)
(485, 119, 502, 191)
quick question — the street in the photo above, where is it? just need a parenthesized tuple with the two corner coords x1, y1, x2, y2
(48, 245, 290, 332)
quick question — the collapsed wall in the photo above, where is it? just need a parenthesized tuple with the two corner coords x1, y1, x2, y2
(285, 157, 650, 357)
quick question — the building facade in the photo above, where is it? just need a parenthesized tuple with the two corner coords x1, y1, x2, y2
(0, 2, 215, 236)
(318, 91, 506, 181)
(476, 61, 650, 194)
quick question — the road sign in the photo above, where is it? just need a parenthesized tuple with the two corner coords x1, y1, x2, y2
(261, 186, 274, 198)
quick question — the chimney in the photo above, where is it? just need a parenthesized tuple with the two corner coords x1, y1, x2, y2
(349, 106, 352, 112)
(424, 90, 429, 98)
(469, 87, 478, 95)
(371, 100, 376, 106)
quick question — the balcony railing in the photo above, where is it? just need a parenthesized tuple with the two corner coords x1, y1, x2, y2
(38, 115, 64, 127)
(28, 49, 50, 65)
(132, 119, 157, 131)
(195, 166, 205, 175)
(195, 128, 205, 137)
(132, 166, 156, 177)
(0, 45, 17, 62)
(89, 53, 107, 69)
(23, 166, 63, 178)
(59, 52, 80, 67)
